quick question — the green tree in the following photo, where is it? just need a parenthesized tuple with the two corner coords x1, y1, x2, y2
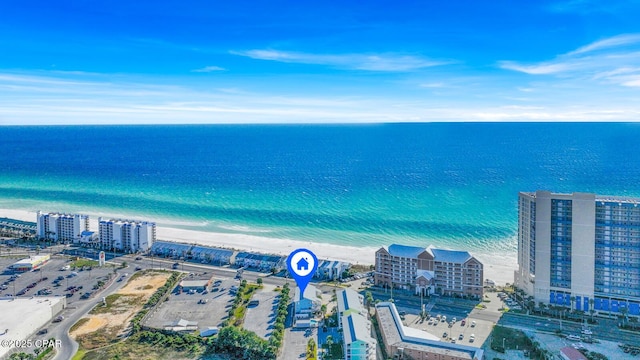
(326, 335, 334, 357)
(307, 338, 317, 359)
(365, 291, 374, 311)
(256, 277, 263, 285)
(538, 302, 546, 316)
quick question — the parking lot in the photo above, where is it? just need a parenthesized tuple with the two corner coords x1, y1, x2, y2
(244, 288, 279, 339)
(144, 277, 239, 330)
(0, 254, 117, 305)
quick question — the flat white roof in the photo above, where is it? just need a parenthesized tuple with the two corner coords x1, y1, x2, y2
(0, 297, 65, 358)
(12, 255, 50, 266)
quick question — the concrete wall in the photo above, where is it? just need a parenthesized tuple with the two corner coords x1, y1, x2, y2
(571, 193, 596, 300)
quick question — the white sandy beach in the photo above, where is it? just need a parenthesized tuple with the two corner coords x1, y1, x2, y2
(0, 208, 516, 285)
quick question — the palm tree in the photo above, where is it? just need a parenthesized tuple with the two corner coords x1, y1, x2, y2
(326, 335, 334, 357)
(538, 302, 546, 316)
(620, 306, 629, 328)
(365, 291, 374, 311)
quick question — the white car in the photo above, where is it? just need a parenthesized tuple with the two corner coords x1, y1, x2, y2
(581, 329, 593, 335)
(471, 321, 476, 327)
(469, 334, 475, 342)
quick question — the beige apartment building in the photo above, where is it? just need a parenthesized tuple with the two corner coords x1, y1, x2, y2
(375, 244, 483, 298)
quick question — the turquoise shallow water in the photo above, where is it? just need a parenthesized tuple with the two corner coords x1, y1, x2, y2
(1, 123, 640, 258)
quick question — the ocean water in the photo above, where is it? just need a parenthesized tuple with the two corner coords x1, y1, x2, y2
(1, 123, 640, 259)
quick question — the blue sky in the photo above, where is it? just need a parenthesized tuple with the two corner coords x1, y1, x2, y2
(1, 0, 640, 124)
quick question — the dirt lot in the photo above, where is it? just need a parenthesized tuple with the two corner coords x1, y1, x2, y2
(71, 271, 171, 348)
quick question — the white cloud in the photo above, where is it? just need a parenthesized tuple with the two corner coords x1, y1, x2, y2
(569, 33, 640, 55)
(192, 65, 226, 72)
(2, 69, 640, 125)
(231, 49, 449, 72)
(500, 33, 640, 87)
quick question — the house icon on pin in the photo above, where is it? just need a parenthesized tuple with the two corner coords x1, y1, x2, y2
(296, 257, 309, 271)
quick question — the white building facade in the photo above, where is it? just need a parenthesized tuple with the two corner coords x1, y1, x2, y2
(36, 211, 89, 243)
(515, 191, 640, 317)
(98, 218, 156, 253)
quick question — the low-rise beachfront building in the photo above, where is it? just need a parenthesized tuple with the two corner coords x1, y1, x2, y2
(375, 244, 484, 298)
(98, 217, 156, 253)
(150, 240, 192, 258)
(234, 252, 285, 272)
(375, 302, 483, 360)
(315, 260, 351, 281)
(342, 313, 377, 360)
(337, 288, 367, 328)
(36, 211, 89, 243)
(515, 191, 640, 317)
(189, 245, 233, 265)
(336, 288, 377, 359)
(0, 217, 36, 238)
(293, 285, 321, 327)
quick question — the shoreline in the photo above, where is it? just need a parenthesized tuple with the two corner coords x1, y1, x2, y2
(0, 208, 516, 286)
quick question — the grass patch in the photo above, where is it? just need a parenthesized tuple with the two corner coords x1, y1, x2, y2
(90, 294, 123, 314)
(90, 294, 144, 315)
(490, 325, 534, 353)
(79, 331, 214, 360)
(71, 349, 87, 360)
(76, 327, 122, 350)
(70, 318, 91, 333)
(129, 269, 171, 282)
(71, 259, 99, 268)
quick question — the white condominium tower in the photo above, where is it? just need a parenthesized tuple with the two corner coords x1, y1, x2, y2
(515, 191, 640, 316)
(98, 218, 156, 253)
(36, 211, 89, 242)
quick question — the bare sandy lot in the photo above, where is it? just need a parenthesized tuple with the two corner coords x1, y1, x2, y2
(71, 272, 171, 344)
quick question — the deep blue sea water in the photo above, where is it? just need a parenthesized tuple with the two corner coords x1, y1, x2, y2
(1, 123, 640, 258)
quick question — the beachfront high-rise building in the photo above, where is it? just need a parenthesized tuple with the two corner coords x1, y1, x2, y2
(515, 191, 640, 316)
(374, 244, 484, 298)
(98, 218, 156, 253)
(36, 211, 89, 243)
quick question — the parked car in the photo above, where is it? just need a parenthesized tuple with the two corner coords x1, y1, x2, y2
(469, 334, 475, 342)
(37, 329, 48, 335)
(135, 256, 142, 260)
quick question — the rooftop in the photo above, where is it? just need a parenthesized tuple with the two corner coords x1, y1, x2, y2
(560, 347, 587, 360)
(180, 279, 211, 287)
(337, 288, 365, 315)
(236, 252, 284, 264)
(343, 313, 375, 345)
(388, 244, 429, 258)
(0, 297, 65, 359)
(375, 302, 483, 360)
(431, 248, 473, 264)
(294, 284, 320, 302)
(416, 269, 435, 281)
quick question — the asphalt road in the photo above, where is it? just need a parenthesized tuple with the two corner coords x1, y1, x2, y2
(500, 312, 640, 346)
(51, 267, 130, 360)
